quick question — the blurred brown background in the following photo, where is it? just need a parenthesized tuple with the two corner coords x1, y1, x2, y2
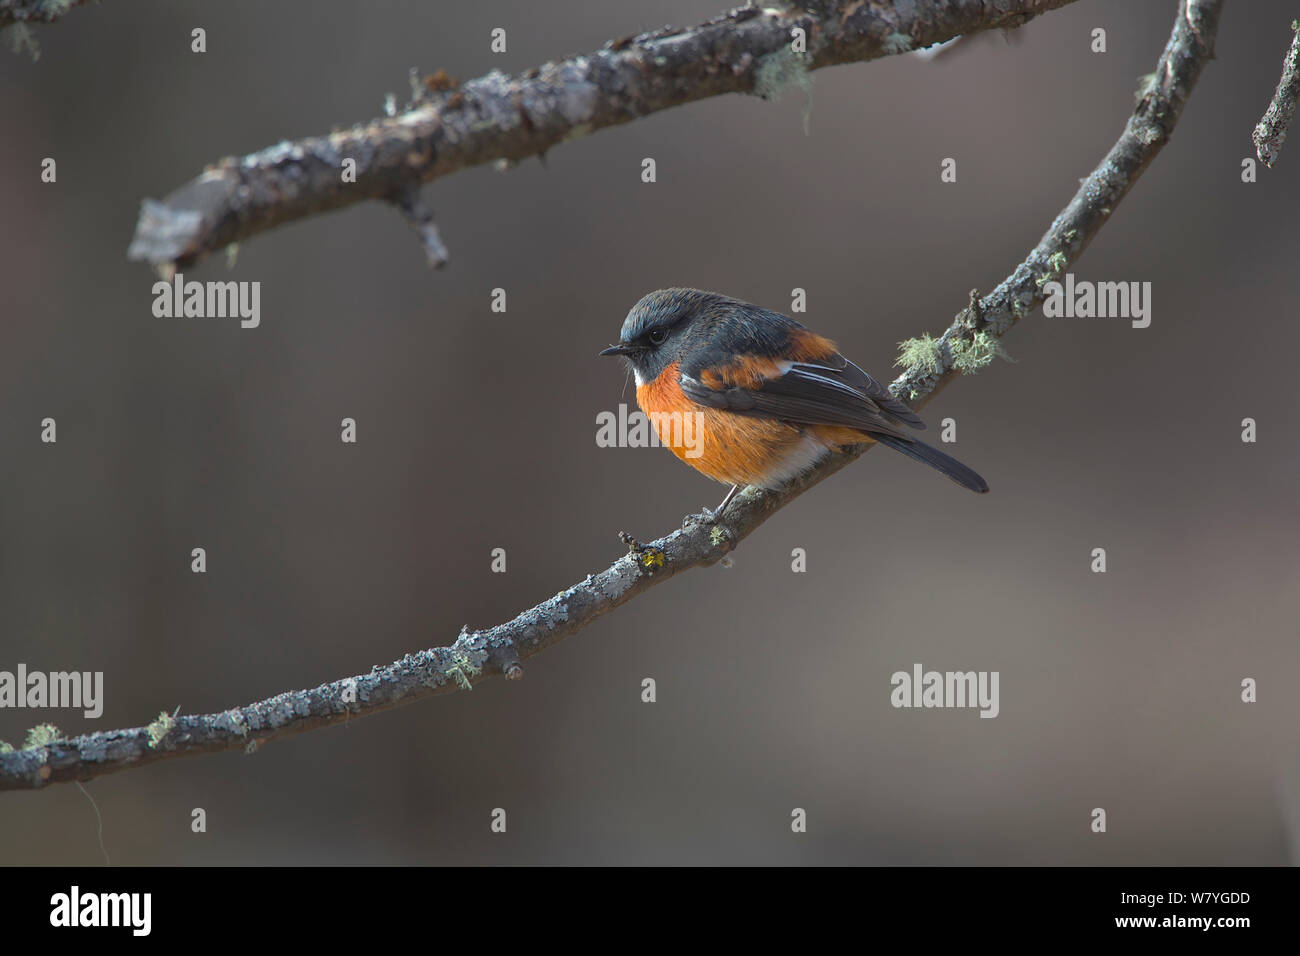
(1, 0, 1297, 865)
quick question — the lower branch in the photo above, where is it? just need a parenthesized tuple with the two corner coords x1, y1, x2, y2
(0, 0, 1223, 792)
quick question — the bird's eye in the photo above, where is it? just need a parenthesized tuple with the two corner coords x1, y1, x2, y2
(648, 328, 668, 345)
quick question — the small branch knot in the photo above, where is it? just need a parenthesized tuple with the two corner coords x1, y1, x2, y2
(962, 288, 986, 330)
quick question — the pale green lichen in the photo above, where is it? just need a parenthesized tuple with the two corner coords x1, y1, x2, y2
(445, 652, 481, 691)
(882, 32, 914, 54)
(895, 333, 944, 376)
(1036, 250, 1069, 288)
(1133, 71, 1158, 103)
(710, 526, 727, 547)
(754, 48, 814, 133)
(7, 23, 40, 61)
(4, 0, 72, 57)
(24, 723, 63, 748)
(146, 710, 176, 749)
(0, 740, 13, 753)
(951, 331, 1014, 373)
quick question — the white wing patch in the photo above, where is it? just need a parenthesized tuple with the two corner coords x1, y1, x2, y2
(783, 362, 866, 398)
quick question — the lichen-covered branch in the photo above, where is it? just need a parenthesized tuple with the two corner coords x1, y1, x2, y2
(0, 0, 1223, 793)
(125, 0, 1082, 270)
(893, 0, 1223, 402)
(1252, 19, 1300, 167)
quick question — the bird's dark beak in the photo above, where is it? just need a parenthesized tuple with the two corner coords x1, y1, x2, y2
(599, 344, 633, 357)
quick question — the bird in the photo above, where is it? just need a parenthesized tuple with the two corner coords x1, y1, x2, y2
(599, 288, 988, 516)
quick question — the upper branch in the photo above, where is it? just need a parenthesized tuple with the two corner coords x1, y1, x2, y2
(125, 0, 1080, 270)
(1, 0, 1225, 793)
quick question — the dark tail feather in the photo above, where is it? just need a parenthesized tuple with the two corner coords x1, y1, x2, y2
(873, 434, 989, 494)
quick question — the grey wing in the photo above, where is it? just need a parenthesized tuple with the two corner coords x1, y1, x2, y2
(679, 354, 924, 438)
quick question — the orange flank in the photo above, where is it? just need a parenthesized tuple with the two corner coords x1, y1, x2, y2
(697, 329, 839, 390)
(785, 328, 840, 362)
(698, 355, 784, 390)
(637, 360, 873, 487)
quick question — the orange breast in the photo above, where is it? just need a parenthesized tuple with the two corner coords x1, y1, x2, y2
(637, 361, 854, 487)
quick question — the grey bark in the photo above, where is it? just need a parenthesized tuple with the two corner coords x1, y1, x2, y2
(1, 0, 1224, 792)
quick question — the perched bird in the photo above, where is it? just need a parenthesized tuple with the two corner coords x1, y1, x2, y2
(600, 288, 988, 515)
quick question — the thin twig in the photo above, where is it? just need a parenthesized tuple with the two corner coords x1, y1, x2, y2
(1252, 20, 1300, 167)
(0, 0, 1223, 793)
(390, 184, 450, 268)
